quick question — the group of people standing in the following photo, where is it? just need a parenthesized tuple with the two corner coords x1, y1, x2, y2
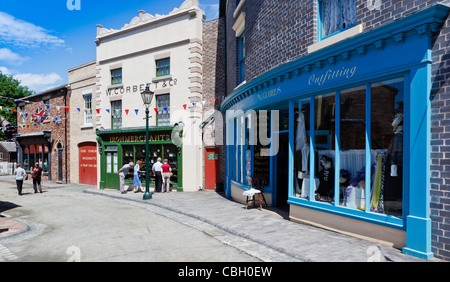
(118, 158, 172, 194)
(14, 162, 43, 196)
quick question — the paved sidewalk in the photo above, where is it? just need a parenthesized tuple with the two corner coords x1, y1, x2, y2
(83, 187, 429, 262)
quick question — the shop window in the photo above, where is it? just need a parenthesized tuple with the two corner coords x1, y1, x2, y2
(156, 58, 170, 77)
(319, 0, 356, 39)
(314, 93, 336, 203)
(253, 111, 270, 187)
(111, 100, 122, 129)
(156, 94, 170, 127)
(123, 145, 134, 180)
(84, 94, 92, 125)
(121, 144, 179, 186)
(340, 85, 366, 209)
(111, 68, 122, 85)
(370, 78, 404, 217)
(290, 77, 404, 218)
(294, 98, 311, 199)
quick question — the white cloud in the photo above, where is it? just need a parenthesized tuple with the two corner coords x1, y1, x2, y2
(0, 66, 63, 93)
(0, 48, 29, 65)
(0, 11, 65, 48)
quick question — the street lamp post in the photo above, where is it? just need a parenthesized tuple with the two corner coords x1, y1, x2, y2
(141, 85, 155, 200)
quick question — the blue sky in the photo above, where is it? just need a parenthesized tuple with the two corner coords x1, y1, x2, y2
(0, 0, 220, 93)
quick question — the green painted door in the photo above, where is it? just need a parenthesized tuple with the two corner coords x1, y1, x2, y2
(105, 150, 120, 189)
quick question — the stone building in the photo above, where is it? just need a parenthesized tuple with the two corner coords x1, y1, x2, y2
(15, 85, 70, 183)
(68, 61, 99, 186)
(220, 0, 450, 260)
(94, 0, 224, 192)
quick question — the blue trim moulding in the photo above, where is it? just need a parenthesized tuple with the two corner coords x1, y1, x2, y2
(221, 4, 450, 260)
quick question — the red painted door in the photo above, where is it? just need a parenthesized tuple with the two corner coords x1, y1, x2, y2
(79, 142, 97, 185)
(205, 147, 220, 191)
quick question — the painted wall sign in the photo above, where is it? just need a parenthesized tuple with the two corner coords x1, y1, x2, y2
(308, 66, 357, 87)
(257, 87, 282, 101)
(106, 78, 178, 96)
(108, 133, 171, 143)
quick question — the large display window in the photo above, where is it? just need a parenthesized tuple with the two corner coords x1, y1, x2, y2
(121, 143, 179, 187)
(291, 76, 405, 218)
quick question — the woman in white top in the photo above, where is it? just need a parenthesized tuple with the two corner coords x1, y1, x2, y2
(15, 164, 27, 196)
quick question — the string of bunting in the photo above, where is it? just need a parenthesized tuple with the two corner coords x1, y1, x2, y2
(0, 96, 224, 128)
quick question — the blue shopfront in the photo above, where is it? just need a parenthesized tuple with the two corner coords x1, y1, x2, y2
(220, 5, 449, 259)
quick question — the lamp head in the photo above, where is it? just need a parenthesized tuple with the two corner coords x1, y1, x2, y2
(140, 85, 154, 106)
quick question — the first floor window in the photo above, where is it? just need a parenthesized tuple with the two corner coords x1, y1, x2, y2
(84, 94, 92, 125)
(238, 33, 245, 84)
(111, 68, 122, 85)
(20, 106, 25, 124)
(320, 0, 357, 38)
(156, 58, 170, 77)
(111, 100, 122, 129)
(156, 94, 170, 127)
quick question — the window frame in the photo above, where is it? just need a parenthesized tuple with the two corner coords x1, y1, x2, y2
(238, 33, 245, 84)
(287, 74, 407, 228)
(156, 58, 171, 77)
(84, 94, 93, 125)
(111, 100, 122, 130)
(156, 94, 170, 127)
(111, 68, 123, 85)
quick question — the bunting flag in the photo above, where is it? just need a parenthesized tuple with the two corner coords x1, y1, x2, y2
(163, 107, 168, 113)
(125, 109, 129, 115)
(77, 108, 81, 112)
(193, 102, 196, 108)
(106, 109, 110, 113)
(56, 106, 61, 111)
(46, 104, 50, 109)
(135, 109, 139, 115)
(211, 98, 216, 104)
(154, 108, 158, 113)
(96, 109, 100, 114)
(183, 104, 187, 110)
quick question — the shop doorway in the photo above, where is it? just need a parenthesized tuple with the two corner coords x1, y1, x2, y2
(79, 142, 97, 186)
(275, 132, 289, 211)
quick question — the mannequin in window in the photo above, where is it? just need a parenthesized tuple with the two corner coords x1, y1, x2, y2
(383, 113, 403, 215)
(316, 155, 335, 201)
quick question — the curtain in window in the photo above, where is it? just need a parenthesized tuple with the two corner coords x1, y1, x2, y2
(322, 0, 357, 37)
(341, 0, 356, 30)
(322, 0, 340, 37)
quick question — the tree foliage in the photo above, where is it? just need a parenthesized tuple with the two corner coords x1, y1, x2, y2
(0, 72, 34, 140)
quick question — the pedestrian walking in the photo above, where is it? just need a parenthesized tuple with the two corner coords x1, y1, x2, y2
(32, 162, 43, 193)
(152, 157, 163, 192)
(133, 160, 143, 193)
(15, 164, 26, 196)
(161, 159, 172, 193)
(118, 162, 134, 194)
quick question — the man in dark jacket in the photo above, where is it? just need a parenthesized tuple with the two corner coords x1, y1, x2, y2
(32, 162, 43, 193)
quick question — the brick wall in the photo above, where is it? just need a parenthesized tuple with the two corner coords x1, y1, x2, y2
(224, 0, 450, 260)
(16, 88, 71, 183)
(202, 18, 226, 190)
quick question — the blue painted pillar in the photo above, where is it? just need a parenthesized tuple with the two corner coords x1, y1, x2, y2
(402, 63, 433, 259)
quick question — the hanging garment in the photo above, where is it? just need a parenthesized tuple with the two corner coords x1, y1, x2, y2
(370, 154, 383, 211)
(296, 112, 306, 151)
